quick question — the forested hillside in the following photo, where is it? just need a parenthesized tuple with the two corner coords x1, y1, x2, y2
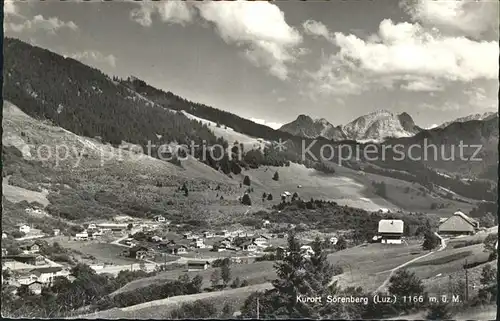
(3, 37, 218, 149)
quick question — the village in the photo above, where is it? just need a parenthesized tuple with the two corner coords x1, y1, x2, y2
(2, 202, 495, 298)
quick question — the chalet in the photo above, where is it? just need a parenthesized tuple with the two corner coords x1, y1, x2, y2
(31, 266, 67, 283)
(183, 232, 193, 239)
(128, 246, 150, 260)
(153, 215, 166, 223)
(242, 241, 258, 252)
(20, 243, 41, 254)
(438, 211, 479, 236)
(187, 260, 210, 271)
(203, 231, 215, 238)
(17, 224, 31, 234)
(252, 235, 269, 248)
(378, 219, 404, 244)
(167, 244, 188, 255)
(263, 220, 271, 227)
(88, 224, 97, 229)
(53, 229, 60, 236)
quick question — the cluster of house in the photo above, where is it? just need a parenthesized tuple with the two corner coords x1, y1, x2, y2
(372, 211, 482, 245)
(6, 265, 71, 295)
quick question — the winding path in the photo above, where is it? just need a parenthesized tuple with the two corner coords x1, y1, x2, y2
(375, 232, 446, 293)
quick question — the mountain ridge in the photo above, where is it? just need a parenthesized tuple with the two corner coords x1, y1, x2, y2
(280, 109, 422, 142)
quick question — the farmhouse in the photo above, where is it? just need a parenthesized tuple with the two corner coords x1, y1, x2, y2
(187, 260, 210, 271)
(31, 266, 68, 283)
(252, 235, 269, 248)
(17, 224, 31, 234)
(242, 241, 258, 252)
(128, 246, 150, 259)
(378, 219, 404, 244)
(167, 244, 188, 255)
(438, 211, 479, 235)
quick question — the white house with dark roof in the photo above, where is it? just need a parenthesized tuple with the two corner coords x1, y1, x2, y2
(378, 219, 404, 244)
(438, 211, 479, 235)
(17, 224, 31, 234)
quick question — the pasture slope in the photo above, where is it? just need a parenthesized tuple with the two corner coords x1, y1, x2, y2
(87, 227, 497, 319)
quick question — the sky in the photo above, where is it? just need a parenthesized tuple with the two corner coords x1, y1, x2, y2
(3, 0, 499, 129)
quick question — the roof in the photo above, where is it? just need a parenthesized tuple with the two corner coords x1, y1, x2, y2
(378, 219, 404, 234)
(187, 260, 210, 265)
(31, 266, 63, 274)
(452, 211, 479, 226)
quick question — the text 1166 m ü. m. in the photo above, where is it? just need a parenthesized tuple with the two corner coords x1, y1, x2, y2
(402, 295, 461, 304)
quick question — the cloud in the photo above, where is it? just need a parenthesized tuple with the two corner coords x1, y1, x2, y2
(130, 1, 194, 27)
(400, 77, 443, 92)
(401, 0, 498, 39)
(250, 118, 283, 130)
(302, 20, 333, 42)
(4, 1, 20, 17)
(305, 17, 498, 98)
(195, 1, 303, 80)
(131, 1, 303, 80)
(277, 97, 287, 103)
(69, 51, 117, 68)
(5, 15, 78, 34)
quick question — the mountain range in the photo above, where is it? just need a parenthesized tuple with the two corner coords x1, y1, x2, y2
(279, 110, 422, 142)
(2, 37, 498, 202)
(438, 112, 498, 129)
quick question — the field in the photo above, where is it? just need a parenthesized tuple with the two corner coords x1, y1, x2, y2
(111, 261, 276, 296)
(58, 240, 139, 265)
(80, 283, 273, 319)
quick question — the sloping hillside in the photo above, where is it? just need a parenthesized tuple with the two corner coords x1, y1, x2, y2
(2, 101, 247, 229)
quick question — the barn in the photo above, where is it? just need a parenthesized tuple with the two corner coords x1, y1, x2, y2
(187, 260, 210, 271)
(378, 219, 404, 244)
(438, 211, 479, 236)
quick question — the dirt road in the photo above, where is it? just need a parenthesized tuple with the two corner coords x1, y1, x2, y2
(375, 232, 446, 293)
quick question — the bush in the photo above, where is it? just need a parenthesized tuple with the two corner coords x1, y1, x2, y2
(272, 171, 279, 181)
(243, 175, 251, 186)
(422, 231, 440, 250)
(242, 194, 251, 206)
